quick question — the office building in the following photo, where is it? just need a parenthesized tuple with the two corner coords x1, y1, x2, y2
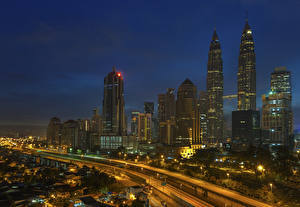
(262, 67, 293, 146)
(158, 88, 176, 145)
(130, 111, 140, 137)
(232, 110, 260, 151)
(199, 91, 208, 144)
(61, 120, 79, 148)
(77, 119, 91, 151)
(46, 117, 62, 146)
(175, 79, 197, 145)
(137, 113, 152, 142)
(206, 29, 224, 144)
(90, 108, 102, 149)
(102, 66, 126, 136)
(237, 20, 256, 111)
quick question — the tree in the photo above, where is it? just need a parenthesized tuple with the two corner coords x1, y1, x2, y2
(192, 148, 219, 169)
(272, 146, 297, 180)
(131, 199, 145, 207)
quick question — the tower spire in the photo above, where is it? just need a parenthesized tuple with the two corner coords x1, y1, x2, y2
(212, 28, 219, 41)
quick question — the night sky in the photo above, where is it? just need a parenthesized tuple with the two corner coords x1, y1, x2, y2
(0, 0, 300, 130)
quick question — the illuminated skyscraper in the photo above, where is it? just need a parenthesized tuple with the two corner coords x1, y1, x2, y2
(130, 111, 140, 137)
(271, 67, 291, 96)
(199, 91, 208, 143)
(237, 20, 256, 111)
(262, 67, 293, 146)
(102, 66, 126, 136)
(137, 113, 152, 142)
(206, 29, 224, 144)
(176, 79, 197, 145)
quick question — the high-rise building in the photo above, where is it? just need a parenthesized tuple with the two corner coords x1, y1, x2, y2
(144, 102, 154, 115)
(232, 110, 260, 151)
(262, 67, 293, 146)
(151, 116, 159, 141)
(46, 117, 62, 146)
(158, 88, 176, 145)
(130, 111, 140, 137)
(176, 79, 197, 145)
(144, 101, 159, 141)
(102, 66, 126, 136)
(206, 29, 224, 144)
(271, 67, 291, 97)
(199, 91, 208, 143)
(78, 119, 91, 151)
(193, 100, 201, 145)
(90, 108, 102, 149)
(137, 113, 152, 142)
(237, 20, 256, 111)
(61, 120, 79, 148)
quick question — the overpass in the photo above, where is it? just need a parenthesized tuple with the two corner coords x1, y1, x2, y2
(31, 149, 272, 207)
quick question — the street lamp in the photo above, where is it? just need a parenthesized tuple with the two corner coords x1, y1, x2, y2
(269, 183, 273, 192)
(226, 173, 230, 179)
(257, 165, 264, 172)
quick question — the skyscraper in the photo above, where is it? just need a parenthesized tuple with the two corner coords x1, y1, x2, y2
(199, 91, 208, 143)
(102, 66, 126, 136)
(237, 20, 256, 111)
(47, 117, 62, 146)
(90, 108, 102, 149)
(262, 67, 293, 146)
(61, 120, 79, 148)
(206, 29, 224, 144)
(78, 119, 91, 151)
(130, 111, 140, 137)
(158, 88, 176, 145)
(176, 79, 197, 145)
(137, 113, 152, 142)
(271, 67, 292, 96)
(232, 110, 260, 151)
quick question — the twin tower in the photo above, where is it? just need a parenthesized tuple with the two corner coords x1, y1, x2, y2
(207, 20, 256, 143)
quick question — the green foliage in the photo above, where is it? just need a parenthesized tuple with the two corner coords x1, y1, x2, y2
(192, 148, 219, 169)
(131, 199, 145, 207)
(272, 146, 297, 179)
(81, 169, 115, 193)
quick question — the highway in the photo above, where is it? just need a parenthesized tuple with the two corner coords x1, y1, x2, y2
(36, 150, 213, 207)
(30, 148, 272, 207)
(104, 158, 272, 207)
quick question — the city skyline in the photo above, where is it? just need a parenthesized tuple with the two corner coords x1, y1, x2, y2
(0, 2, 299, 206)
(1, 1, 300, 131)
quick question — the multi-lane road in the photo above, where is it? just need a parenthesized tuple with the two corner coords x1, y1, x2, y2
(30, 148, 272, 207)
(34, 150, 214, 207)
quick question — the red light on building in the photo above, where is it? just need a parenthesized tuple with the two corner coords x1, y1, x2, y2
(117, 72, 121, 77)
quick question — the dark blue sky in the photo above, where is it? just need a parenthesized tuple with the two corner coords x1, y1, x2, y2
(0, 0, 299, 130)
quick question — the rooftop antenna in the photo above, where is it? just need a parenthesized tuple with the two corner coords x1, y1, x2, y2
(245, 10, 248, 22)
